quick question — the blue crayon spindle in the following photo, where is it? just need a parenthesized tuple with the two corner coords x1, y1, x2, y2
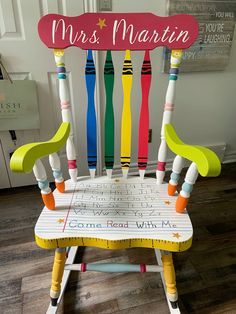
(85, 50, 97, 178)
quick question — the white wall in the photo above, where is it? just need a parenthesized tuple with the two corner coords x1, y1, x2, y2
(98, 0, 236, 171)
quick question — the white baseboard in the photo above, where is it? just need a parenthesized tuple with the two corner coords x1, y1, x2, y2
(223, 150, 236, 164)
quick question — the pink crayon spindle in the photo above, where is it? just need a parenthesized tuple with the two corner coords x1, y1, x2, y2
(54, 49, 78, 182)
(156, 50, 183, 184)
(138, 51, 152, 180)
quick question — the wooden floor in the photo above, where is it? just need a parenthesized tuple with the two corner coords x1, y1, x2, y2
(0, 163, 236, 314)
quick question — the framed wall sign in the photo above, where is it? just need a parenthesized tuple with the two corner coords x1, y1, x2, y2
(0, 80, 40, 131)
(164, 0, 236, 72)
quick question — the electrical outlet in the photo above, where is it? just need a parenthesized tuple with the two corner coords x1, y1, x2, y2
(99, 0, 112, 11)
(148, 129, 152, 143)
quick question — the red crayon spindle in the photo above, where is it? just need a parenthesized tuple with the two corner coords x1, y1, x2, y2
(138, 50, 152, 179)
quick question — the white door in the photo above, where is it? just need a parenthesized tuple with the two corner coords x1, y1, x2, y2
(0, 0, 90, 188)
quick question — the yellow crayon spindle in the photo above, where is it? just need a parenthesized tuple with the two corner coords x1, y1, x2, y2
(162, 253, 178, 305)
(121, 50, 133, 178)
(50, 248, 66, 306)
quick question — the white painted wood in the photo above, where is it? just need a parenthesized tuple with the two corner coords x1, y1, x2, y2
(155, 249, 181, 314)
(122, 168, 129, 179)
(0, 0, 16, 35)
(89, 168, 96, 179)
(49, 153, 61, 171)
(0, 0, 86, 188)
(0, 0, 24, 39)
(157, 141, 168, 162)
(160, 111, 174, 137)
(0, 139, 10, 188)
(54, 52, 78, 182)
(35, 176, 193, 244)
(40, 0, 63, 16)
(180, 162, 198, 198)
(169, 155, 185, 186)
(46, 246, 78, 314)
(33, 159, 47, 181)
(49, 152, 64, 182)
(146, 265, 163, 272)
(165, 81, 176, 106)
(33, 159, 51, 194)
(139, 169, 145, 180)
(156, 49, 183, 185)
(106, 168, 112, 178)
(172, 156, 185, 174)
(61, 109, 73, 128)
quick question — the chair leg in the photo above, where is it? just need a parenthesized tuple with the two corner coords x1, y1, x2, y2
(50, 248, 66, 306)
(161, 250, 178, 309)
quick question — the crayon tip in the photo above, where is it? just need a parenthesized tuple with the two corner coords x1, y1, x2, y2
(106, 169, 112, 179)
(139, 169, 145, 180)
(176, 195, 188, 213)
(168, 183, 177, 196)
(89, 168, 96, 179)
(56, 180, 65, 193)
(156, 170, 165, 185)
(122, 168, 129, 179)
(42, 192, 55, 210)
(69, 168, 78, 183)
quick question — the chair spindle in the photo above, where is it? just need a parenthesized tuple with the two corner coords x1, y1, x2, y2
(138, 50, 152, 179)
(54, 49, 78, 182)
(104, 50, 115, 178)
(49, 152, 65, 193)
(156, 50, 183, 184)
(168, 155, 185, 196)
(85, 49, 97, 179)
(121, 49, 133, 178)
(33, 159, 55, 210)
(176, 162, 198, 213)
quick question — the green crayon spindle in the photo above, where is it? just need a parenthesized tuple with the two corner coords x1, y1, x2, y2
(104, 50, 115, 178)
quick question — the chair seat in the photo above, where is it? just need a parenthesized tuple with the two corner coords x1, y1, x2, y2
(35, 176, 193, 252)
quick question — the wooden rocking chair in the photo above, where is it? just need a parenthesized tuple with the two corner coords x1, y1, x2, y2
(10, 12, 221, 313)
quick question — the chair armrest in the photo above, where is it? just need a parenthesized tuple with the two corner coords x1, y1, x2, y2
(164, 124, 221, 177)
(10, 122, 70, 173)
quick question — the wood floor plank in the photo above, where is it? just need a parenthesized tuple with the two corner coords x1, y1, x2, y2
(115, 300, 170, 314)
(63, 299, 119, 314)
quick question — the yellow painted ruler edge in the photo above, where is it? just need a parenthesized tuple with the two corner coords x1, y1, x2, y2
(35, 235, 192, 252)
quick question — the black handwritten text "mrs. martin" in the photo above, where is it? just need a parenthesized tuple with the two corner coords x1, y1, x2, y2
(52, 18, 190, 46)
